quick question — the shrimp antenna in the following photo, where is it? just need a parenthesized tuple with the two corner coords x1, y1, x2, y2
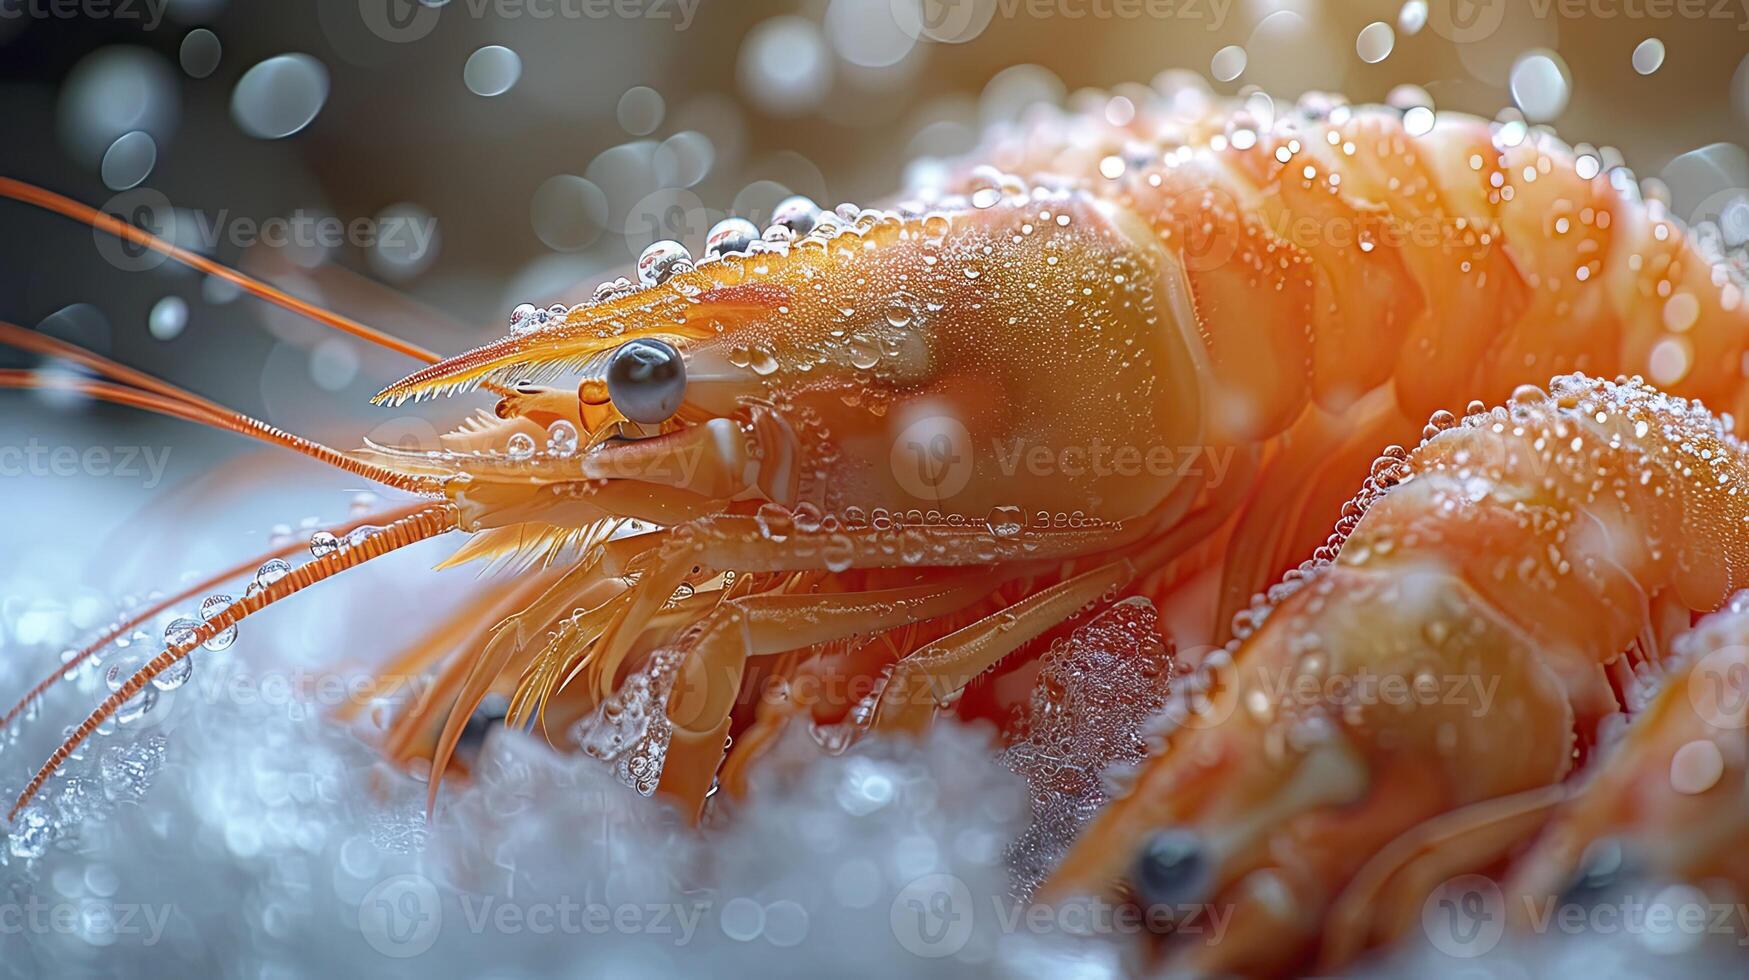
(0, 321, 443, 494)
(0, 177, 440, 365)
(8, 503, 460, 821)
(0, 499, 432, 737)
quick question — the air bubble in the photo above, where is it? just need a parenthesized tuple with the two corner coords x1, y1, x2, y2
(546, 420, 579, 456)
(506, 432, 537, 459)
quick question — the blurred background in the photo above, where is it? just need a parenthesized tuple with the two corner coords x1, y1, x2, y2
(1, 0, 1747, 577)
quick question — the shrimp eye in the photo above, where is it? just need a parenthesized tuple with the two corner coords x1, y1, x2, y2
(1131, 829, 1209, 908)
(607, 338, 686, 424)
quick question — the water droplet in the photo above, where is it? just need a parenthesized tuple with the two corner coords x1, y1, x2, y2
(1670, 739, 1724, 794)
(1403, 105, 1436, 137)
(986, 505, 1024, 537)
(748, 349, 779, 376)
(1632, 38, 1665, 76)
(846, 336, 881, 370)
(254, 558, 292, 589)
(1509, 50, 1571, 122)
(200, 594, 237, 651)
(530, 175, 609, 253)
(104, 661, 133, 693)
(8, 806, 52, 859)
(737, 16, 829, 116)
(230, 53, 329, 139)
(179, 28, 222, 79)
(463, 45, 521, 98)
(506, 432, 536, 459)
(100, 130, 156, 191)
(706, 217, 760, 257)
(152, 655, 193, 691)
(1397, 0, 1427, 35)
(161, 615, 199, 649)
(616, 85, 664, 136)
(546, 420, 579, 456)
(770, 195, 821, 236)
(637, 240, 694, 286)
(114, 685, 158, 724)
(309, 530, 340, 557)
(1356, 22, 1395, 64)
(1210, 45, 1246, 82)
(147, 296, 187, 341)
(755, 503, 794, 541)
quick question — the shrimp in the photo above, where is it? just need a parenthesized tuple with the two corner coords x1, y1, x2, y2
(1, 84, 1745, 842)
(1041, 374, 1749, 974)
(1497, 593, 1749, 944)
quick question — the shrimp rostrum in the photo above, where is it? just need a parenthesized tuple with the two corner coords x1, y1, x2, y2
(2, 86, 1749, 972)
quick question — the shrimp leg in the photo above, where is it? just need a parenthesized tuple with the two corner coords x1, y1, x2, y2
(590, 511, 1148, 814)
(868, 560, 1135, 733)
(653, 572, 1016, 813)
